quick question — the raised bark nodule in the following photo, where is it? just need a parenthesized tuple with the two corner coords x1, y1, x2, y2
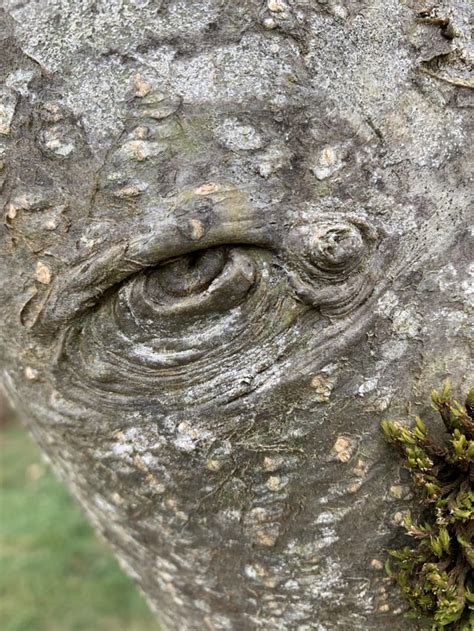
(0, 2, 472, 629)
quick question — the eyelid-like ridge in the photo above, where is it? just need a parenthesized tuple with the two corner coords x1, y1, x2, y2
(36, 216, 277, 332)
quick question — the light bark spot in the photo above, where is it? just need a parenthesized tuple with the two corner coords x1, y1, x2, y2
(34, 262, 52, 284)
(310, 374, 334, 402)
(133, 73, 152, 97)
(24, 366, 39, 380)
(371, 559, 384, 571)
(190, 219, 204, 241)
(330, 435, 356, 463)
(266, 475, 286, 491)
(267, 0, 286, 12)
(311, 145, 343, 180)
(194, 182, 219, 195)
(206, 459, 221, 472)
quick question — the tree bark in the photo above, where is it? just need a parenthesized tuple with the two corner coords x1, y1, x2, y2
(0, 1, 472, 629)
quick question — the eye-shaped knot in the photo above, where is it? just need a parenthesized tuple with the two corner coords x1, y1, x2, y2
(126, 247, 257, 320)
(285, 214, 381, 316)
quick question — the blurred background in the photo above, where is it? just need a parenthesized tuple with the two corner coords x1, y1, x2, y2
(0, 390, 158, 631)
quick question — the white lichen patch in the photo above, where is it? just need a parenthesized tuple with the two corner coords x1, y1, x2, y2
(375, 290, 399, 317)
(174, 421, 198, 452)
(332, 4, 348, 19)
(357, 377, 379, 396)
(173, 421, 212, 453)
(5, 69, 38, 96)
(170, 33, 300, 108)
(214, 117, 264, 152)
(0, 87, 18, 136)
(308, 558, 344, 604)
(314, 526, 339, 550)
(8, 188, 54, 213)
(44, 217, 60, 231)
(315, 511, 337, 525)
(256, 144, 292, 178)
(391, 307, 422, 339)
(111, 441, 134, 456)
(39, 127, 76, 159)
(380, 340, 409, 362)
(429, 309, 468, 337)
(262, 16, 277, 30)
(244, 563, 266, 580)
(381, 90, 465, 169)
(216, 509, 241, 526)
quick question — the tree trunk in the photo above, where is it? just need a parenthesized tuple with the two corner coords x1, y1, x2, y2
(0, 2, 472, 629)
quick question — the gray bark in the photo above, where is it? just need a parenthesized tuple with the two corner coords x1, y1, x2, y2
(0, 1, 472, 629)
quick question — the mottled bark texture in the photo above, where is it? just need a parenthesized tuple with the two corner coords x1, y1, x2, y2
(0, 1, 472, 629)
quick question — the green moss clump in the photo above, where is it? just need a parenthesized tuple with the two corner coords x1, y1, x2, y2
(381, 383, 474, 630)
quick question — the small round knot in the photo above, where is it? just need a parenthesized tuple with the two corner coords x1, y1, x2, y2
(310, 224, 365, 273)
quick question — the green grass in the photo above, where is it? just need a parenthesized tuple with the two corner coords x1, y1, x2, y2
(0, 424, 159, 631)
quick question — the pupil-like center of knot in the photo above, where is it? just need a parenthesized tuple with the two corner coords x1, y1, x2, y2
(148, 249, 226, 297)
